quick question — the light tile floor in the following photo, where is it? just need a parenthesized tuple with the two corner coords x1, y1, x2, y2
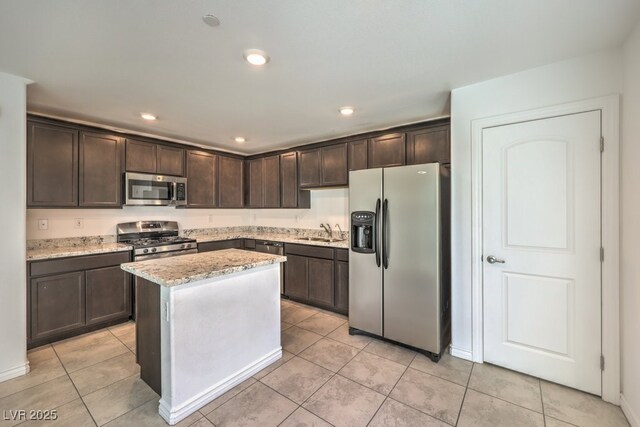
(0, 299, 630, 427)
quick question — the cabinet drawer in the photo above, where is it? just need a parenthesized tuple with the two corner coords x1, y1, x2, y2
(335, 249, 349, 262)
(198, 239, 243, 253)
(285, 243, 334, 260)
(30, 252, 131, 277)
(243, 239, 256, 249)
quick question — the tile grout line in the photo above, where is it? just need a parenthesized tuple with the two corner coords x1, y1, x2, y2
(454, 360, 475, 426)
(50, 344, 99, 427)
(540, 379, 547, 427)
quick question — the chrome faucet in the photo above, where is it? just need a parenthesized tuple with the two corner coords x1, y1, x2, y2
(334, 224, 344, 240)
(320, 223, 333, 239)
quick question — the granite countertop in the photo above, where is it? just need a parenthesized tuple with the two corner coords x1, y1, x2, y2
(27, 243, 133, 261)
(121, 248, 287, 287)
(191, 232, 349, 249)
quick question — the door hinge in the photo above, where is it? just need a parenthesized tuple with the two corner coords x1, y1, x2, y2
(600, 136, 605, 153)
(600, 247, 605, 262)
(601, 355, 605, 371)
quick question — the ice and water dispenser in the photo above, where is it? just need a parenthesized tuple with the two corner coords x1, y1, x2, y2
(351, 211, 376, 253)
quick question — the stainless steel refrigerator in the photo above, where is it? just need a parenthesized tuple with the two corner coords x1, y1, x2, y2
(348, 162, 450, 361)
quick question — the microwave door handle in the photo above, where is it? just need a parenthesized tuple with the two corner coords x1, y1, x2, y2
(169, 182, 176, 205)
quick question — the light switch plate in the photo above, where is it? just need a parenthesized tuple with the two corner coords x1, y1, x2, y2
(38, 219, 48, 230)
(74, 218, 83, 229)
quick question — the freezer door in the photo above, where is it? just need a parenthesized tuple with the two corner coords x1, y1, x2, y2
(383, 163, 441, 353)
(349, 168, 383, 336)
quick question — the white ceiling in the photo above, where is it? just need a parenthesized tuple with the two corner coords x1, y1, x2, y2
(1, 1, 638, 154)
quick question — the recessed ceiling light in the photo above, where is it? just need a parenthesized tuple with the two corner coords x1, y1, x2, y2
(202, 14, 220, 27)
(140, 113, 157, 121)
(417, 171, 427, 175)
(339, 106, 355, 116)
(243, 49, 270, 66)
(234, 137, 246, 143)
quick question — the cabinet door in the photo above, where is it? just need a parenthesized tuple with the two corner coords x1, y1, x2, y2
(308, 258, 334, 307)
(157, 145, 185, 176)
(321, 143, 348, 186)
(79, 131, 124, 207)
(263, 155, 281, 207)
(218, 156, 244, 208)
(186, 150, 218, 207)
(349, 139, 368, 171)
(126, 139, 157, 173)
(406, 126, 450, 165)
(247, 158, 264, 207)
(285, 254, 308, 299)
(368, 133, 406, 168)
(335, 260, 349, 312)
(280, 152, 298, 208)
(86, 266, 131, 325)
(27, 121, 78, 207)
(299, 149, 322, 188)
(30, 272, 85, 340)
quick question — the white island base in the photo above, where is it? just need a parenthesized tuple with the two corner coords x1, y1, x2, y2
(132, 263, 282, 425)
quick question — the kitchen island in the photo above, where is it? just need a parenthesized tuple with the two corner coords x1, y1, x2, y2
(120, 249, 286, 425)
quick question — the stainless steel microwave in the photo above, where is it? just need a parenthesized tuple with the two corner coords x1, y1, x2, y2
(124, 172, 187, 206)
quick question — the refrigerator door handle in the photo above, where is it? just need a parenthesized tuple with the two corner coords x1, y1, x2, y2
(382, 198, 389, 269)
(375, 198, 381, 267)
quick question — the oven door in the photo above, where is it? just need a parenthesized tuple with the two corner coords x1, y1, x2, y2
(125, 172, 185, 206)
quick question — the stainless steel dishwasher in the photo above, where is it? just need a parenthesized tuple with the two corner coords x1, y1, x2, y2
(254, 241, 284, 294)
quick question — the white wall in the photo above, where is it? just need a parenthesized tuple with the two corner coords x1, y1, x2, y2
(450, 49, 623, 358)
(0, 72, 30, 381)
(621, 20, 640, 426)
(26, 189, 349, 239)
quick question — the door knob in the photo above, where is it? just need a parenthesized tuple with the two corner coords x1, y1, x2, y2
(486, 255, 505, 264)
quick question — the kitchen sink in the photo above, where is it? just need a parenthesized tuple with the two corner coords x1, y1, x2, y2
(296, 237, 346, 243)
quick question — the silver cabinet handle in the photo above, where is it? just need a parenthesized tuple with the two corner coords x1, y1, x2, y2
(486, 255, 505, 264)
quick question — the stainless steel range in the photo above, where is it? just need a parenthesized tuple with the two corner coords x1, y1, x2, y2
(117, 221, 197, 261)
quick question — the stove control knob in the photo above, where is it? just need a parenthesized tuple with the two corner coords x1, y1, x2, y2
(143, 249, 149, 254)
(181, 244, 185, 249)
(151, 248, 157, 253)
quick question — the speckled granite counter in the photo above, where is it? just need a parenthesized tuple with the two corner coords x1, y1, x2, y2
(27, 240, 132, 261)
(184, 227, 349, 249)
(121, 248, 286, 287)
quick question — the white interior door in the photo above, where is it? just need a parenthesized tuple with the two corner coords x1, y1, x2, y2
(482, 111, 602, 395)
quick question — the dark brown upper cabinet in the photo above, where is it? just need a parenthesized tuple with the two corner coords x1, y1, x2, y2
(27, 121, 79, 207)
(299, 143, 348, 188)
(280, 152, 310, 209)
(186, 150, 218, 208)
(406, 125, 450, 165)
(218, 156, 244, 208)
(348, 139, 368, 171)
(126, 139, 185, 176)
(246, 155, 280, 208)
(368, 133, 406, 168)
(157, 145, 185, 176)
(263, 155, 281, 207)
(79, 131, 124, 208)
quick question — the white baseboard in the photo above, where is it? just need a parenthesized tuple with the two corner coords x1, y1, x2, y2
(0, 361, 30, 383)
(621, 393, 639, 427)
(159, 347, 282, 425)
(450, 346, 473, 362)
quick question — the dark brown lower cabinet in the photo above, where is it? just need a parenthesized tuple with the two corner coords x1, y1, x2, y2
(30, 272, 85, 341)
(308, 258, 334, 306)
(334, 250, 349, 313)
(284, 244, 348, 314)
(285, 254, 309, 300)
(27, 252, 132, 348)
(197, 239, 244, 253)
(86, 266, 131, 325)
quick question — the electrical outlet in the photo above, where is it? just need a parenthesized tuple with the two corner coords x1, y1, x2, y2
(74, 218, 84, 229)
(38, 219, 48, 230)
(208, 215, 213, 223)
